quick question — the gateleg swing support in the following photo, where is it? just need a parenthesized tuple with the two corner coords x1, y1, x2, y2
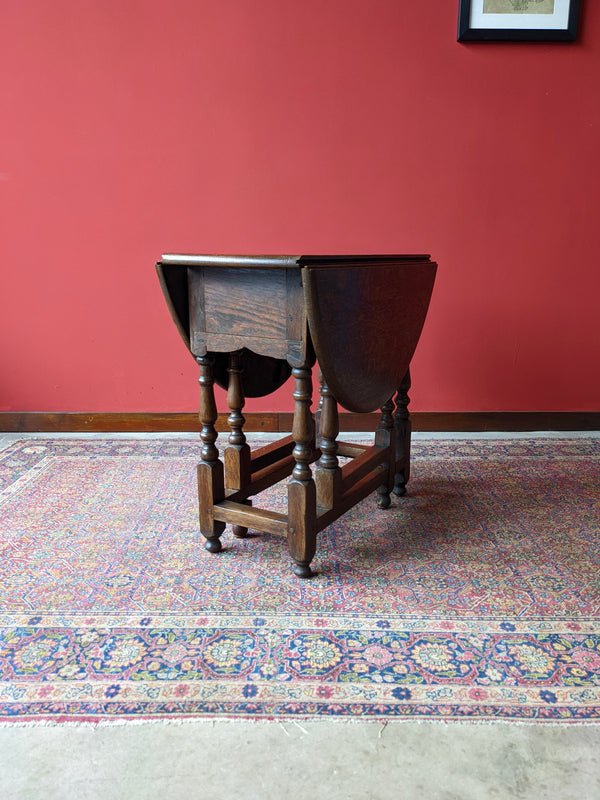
(197, 353, 408, 578)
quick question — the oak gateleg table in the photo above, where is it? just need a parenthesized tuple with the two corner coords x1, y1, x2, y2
(156, 254, 436, 577)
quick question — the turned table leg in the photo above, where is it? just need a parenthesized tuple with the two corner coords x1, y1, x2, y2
(288, 366, 317, 578)
(196, 356, 226, 552)
(375, 396, 395, 509)
(393, 368, 412, 497)
(224, 351, 252, 537)
(315, 376, 342, 510)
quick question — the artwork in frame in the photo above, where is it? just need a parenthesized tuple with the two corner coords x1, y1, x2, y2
(458, 0, 580, 41)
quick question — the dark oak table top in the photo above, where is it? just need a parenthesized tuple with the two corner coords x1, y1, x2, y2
(157, 253, 436, 413)
(160, 253, 432, 268)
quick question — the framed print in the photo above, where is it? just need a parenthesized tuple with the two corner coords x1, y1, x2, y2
(458, 0, 580, 41)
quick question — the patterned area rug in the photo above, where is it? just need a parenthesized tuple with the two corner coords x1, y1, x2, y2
(1, 437, 599, 724)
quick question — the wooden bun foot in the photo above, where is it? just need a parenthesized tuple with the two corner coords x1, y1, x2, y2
(376, 493, 391, 509)
(293, 563, 314, 579)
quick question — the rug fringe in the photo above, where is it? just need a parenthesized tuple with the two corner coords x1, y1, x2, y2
(2, 716, 600, 729)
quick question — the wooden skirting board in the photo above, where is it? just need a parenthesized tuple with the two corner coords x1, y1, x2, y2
(1, 412, 600, 433)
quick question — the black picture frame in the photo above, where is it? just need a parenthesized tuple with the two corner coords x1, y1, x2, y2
(458, 0, 580, 42)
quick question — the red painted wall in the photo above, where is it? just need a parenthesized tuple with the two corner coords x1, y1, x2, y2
(2, 1, 599, 414)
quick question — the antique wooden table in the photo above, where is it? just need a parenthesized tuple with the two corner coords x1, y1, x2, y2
(157, 254, 436, 577)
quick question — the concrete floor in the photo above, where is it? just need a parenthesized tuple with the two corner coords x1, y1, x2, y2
(1, 432, 600, 799)
(1, 719, 599, 799)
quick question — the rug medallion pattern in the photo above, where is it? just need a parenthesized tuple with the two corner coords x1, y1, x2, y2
(1, 438, 599, 722)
